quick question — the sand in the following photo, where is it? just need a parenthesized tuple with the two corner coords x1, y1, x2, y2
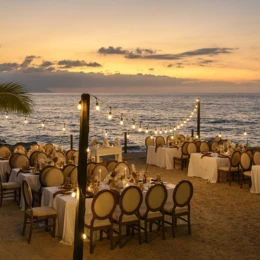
(1, 152, 260, 260)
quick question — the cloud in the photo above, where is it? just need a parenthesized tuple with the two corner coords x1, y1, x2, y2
(124, 52, 142, 59)
(20, 55, 40, 68)
(0, 63, 20, 72)
(148, 68, 154, 71)
(98, 46, 128, 55)
(57, 60, 101, 68)
(40, 61, 54, 68)
(135, 48, 156, 55)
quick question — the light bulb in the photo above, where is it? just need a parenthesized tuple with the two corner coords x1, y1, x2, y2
(145, 129, 149, 134)
(155, 130, 158, 134)
(132, 123, 136, 129)
(71, 192, 76, 198)
(120, 114, 123, 125)
(86, 147, 90, 152)
(108, 108, 112, 120)
(170, 128, 173, 132)
(138, 127, 142, 132)
(77, 101, 82, 110)
(5, 112, 8, 119)
(82, 233, 87, 239)
(41, 121, 45, 127)
(127, 131, 130, 138)
(105, 130, 108, 136)
(62, 123, 66, 131)
(95, 99, 100, 111)
(24, 117, 28, 124)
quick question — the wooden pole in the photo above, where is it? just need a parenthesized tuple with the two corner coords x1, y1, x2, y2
(73, 94, 90, 260)
(124, 131, 127, 154)
(70, 134, 73, 149)
(197, 98, 200, 139)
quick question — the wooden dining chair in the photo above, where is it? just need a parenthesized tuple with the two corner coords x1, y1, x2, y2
(253, 150, 260, 165)
(65, 149, 76, 163)
(164, 180, 193, 237)
(114, 162, 131, 178)
(21, 180, 57, 243)
(106, 160, 118, 173)
(84, 189, 117, 254)
(68, 166, 78, 183)
(194, 141, 201, 152)
(240, 152, 252, 189)
(139, 184, 167, 243)
(173, 142, 189, 170)
(200, 141, 210, 153)
(62, 163, 76, 178)
(112, 186, 143, 247)
(155, 136, 165, 146)
(91, 164, 108, 182)
(0, 146, 11, 159)
(217, 151, 241, 185)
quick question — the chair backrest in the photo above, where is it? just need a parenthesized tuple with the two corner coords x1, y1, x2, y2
(69, 166, 78, 183)
(181, 142, 189, 156)
(211, 141, 219, 152)
(87, 162, 97, 174)
(62, 163, 76, 178)
(66, 149, 76, 163)
(253, 151, 260, 165)
(22, 180, 33, 210)
(173, 180, 193, 208)
(155, 136, 165, 146)
(91, 190, 116, 220)
(91, 164, 108, 181)
(106, 160, 118, 173)
(30, 144, 39, 151)
(230, 151, 241, 167)
(114, 162, 131, 178)
(9, 153, 29, 169)
(195, 141, 201, 152)
(145, 136, 154, 148)
(40, 165, 54, 186)
(44, 143, 55, 155)
(0, 146, 11, 158)
(29, 151, 39, 166)
(145, 184, 167, 212)
(187, 142, 197, 156)
(200, 141, 209, 153)
(14, 144, 27, 154)
(246, 150, 253, 160)
(119, 186, 143, 215)
(72, 150, 79, 164)
(166, 135, 174, 145)
(240, 152, 252, 171)
(207, 141, 213, 151)
(43, 167, 64, 187)
(55, 151, 65, 161)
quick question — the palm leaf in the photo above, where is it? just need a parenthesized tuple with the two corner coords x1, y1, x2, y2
(0, 82, 33, 115)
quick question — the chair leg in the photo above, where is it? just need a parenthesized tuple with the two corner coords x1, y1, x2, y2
(22, 215, 27, 236)
(188, 213, 191, 235)
(110, 225, 114, 250)
(240, 174, 243, 189)
(228, 171, 231, 186)
(28, 217, 33, 244)
(144, 220, 148, 243)
(161, 218, 165, 240)
(172, 215, 175, 238)
(99, 230, 103, 241)
(119, 223, 122, 248)
(52, 217, 56, 237)
(90, 229, 94, 254)
(138, 221, 142, 245)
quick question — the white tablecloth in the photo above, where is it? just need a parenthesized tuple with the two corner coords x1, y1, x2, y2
(41, 182, 176, 245)
(146, 146, 182, 170)
(251, 165, 260, 194)
(91, 146, 122, 163)
(0, 160, 10, 182)
(9, 168, 41, 210)
(188, 153, 230, 183)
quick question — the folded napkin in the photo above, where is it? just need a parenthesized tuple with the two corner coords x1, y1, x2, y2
(201, 153, 212, 159)
(155, 144, 162, 153)
(53, 189, 71, 199)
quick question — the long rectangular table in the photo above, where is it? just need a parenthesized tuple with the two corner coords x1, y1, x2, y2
(251, 165, 260, 194)
(91, 146, 122, 163)
(146, 146, 182, 170)
(9, 168, 41, 210)
(188, 153, 230, 183)
(41, 182, 176, 245)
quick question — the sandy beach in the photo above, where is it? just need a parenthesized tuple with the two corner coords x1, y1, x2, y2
(1, 152, 260, 260)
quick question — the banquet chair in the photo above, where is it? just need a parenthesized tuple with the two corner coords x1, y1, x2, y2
(215, 136, 221, 142)
(240, 152, 252, 189)
(194, 141, 201, 152)
(54, 150, 66, 161)
(21, 180, 57, 244)
(207, 141, 213, 151)
(106, 160, 118, 173)
(0, 175, 20, 207)
(200, 141, 210, 153)
(217, 151, 241, 185)
(164, 180, 193, 237)
(145, 136, 154, 149)
(253, 150, 260, 165)
(114, 162, 131, 178)
(29, 151, 48, 167)
(91, 164, 108, 182)
(139, 184, 167, 243)
(66, 149, 76, 163)
(84, 189, 117, 254)
(173, 142, 189, 170)
(72, 150, 79, 164)
(112, 186, 143, 248)
(246, 150, 253, 160)
(44, 143, 55, 156)
(211, 141, 219, 152)
(43, 167, 64, 187)
(62, 163, 76, 178)
(9, 153, 30, 170)
(0, 146, 11, 159)
(187, 142, 197, 157)
(155, 136, 165, 146)
(166, 135, 174, 145)
(68, 166, 78, 183)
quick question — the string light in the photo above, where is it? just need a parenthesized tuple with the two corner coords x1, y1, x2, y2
(164, 128, 167, 134)
(145, 125, 149, 134)
(77, 101, 82, 110)
(138, 121, 142, 132)
(218, 131, 221, 138)
(95, 98, 100, 111)
(41, 120, 45, 127)
(24, 116, 28, 124)
(5, 111, 8, 118)
(105, 129, 108, 136)
(71, 191, 76, 198)
(154, 128, 158, 135)
(244, 128, 247, 136)
(132, 120, 136, 129)
(62, 123, 66, 132)
(82, 233, 87, 240)
(86, 147, 90, 153)
(127, 131, 130, 138)
(108, 107, 112, 120)
(120, 113, 124, 125)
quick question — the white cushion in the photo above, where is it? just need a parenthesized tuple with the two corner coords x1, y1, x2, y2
(3, 182, 20, 190)
(84, 214, 111, 227)
(112, 211, 138, 223)
(164, 203, 189, 214)
(26, 206, 57, 217)
(139, 207, 163, 219)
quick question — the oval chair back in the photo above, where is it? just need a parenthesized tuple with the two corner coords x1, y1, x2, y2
(91, 164, 108, 182)
(68, 166, 78, 183)
(66, 149, 76, 163)
(145, 184, 167, 212)
(120, 186, 143, 215)
(211, 141, 219, 152)
(43, 167, 64, 187)
(106, 160, 118, 173)
(187, 142, 197, 157)
(0, 146, 11, 159)
(200, 141, 209, 153)
(166, 135, 174, 145)
(230, 151, 241, 167)
(14, 144, 27, 154)
(195, 141, 201, 152)
(9, 153, 29, 169)
(114, 162, 131, 178)
(62, 163, 76, 178)
(173, 180, 193, 208)
(155, 136, 165, 146)
(253, 151, 260, 165)
(181, 142, 189, 156)
(240, 152, 252, 171)
(39, 165, 54, 186)
(145, 136, 154, 148)
(44, 143, 55, 155)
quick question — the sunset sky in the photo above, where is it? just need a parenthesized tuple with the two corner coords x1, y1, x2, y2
(1, 0, 260, 93)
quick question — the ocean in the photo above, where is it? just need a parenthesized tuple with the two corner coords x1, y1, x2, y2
(1, 93, 260, 152)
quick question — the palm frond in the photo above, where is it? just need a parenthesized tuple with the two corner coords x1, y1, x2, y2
(0, 82, 33, 115)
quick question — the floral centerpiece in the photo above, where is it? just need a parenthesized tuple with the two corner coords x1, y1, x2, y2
(103, 171, 126, 191)
(103, 140, 110, 147)
(114, 138, 120, 146)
